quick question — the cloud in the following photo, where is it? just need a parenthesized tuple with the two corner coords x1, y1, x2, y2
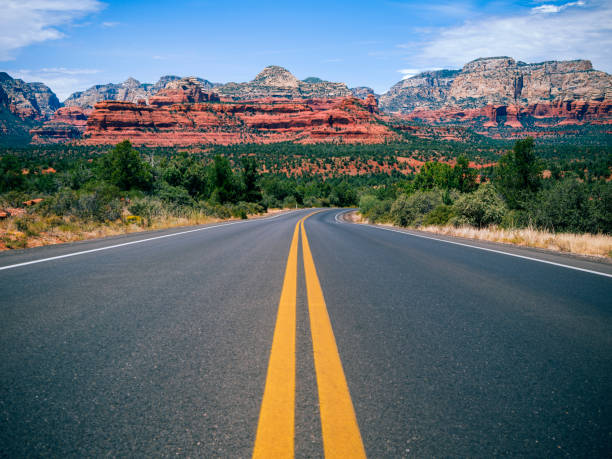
(532, 1, 585, 14)
(14, 68, 101, 100)
(101, 21, 119, 28)
(0, 0, 105, 60)
(407, 0, 612, 73)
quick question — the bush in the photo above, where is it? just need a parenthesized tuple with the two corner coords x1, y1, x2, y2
(359, 194, 392, 223)
(423, 204, 455, 226)
(452, 183, 507, 228)
(526, 179, 612, 234)
(390, 190, 443, 227)
(157, 183, 194, 207)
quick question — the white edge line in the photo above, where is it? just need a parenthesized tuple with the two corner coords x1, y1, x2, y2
(0, 210, 301, 272)
(340, 210, 612, 279)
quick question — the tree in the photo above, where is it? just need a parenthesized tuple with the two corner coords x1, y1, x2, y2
(209, 155, 239, 204)
(0, 155, 26, 192)
(494, 137, 542, 209)
(241, 156, 262, 202)
(454, 155, 477, 193)
(98, 140, 153, 191)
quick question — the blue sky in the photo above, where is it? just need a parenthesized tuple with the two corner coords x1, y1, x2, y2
(1, 0, 610, 100)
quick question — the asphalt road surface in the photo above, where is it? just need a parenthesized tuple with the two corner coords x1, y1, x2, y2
(1, 209, 611, 457)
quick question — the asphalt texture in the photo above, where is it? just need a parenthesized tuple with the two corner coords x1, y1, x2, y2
(1, 209, 611, 457)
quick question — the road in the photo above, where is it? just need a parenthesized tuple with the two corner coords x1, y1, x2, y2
(1, 209, 611, 457)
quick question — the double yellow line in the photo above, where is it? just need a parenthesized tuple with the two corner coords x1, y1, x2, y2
(253, 213, 366, 459)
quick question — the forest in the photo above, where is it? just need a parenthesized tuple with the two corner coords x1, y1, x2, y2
(0, 137, 611, 249)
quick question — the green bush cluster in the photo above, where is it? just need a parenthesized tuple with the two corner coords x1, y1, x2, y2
(360, 138, 612, 234)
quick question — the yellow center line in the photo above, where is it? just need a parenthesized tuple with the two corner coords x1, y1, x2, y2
(253, 218, 301, 458)
(253, 211, 366, 458)
(301, 217, 367, 459)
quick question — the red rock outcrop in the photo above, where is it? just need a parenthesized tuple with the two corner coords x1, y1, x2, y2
(403, 99, 611, 129)
(81, 83, 397, 146)
(30, 107, 91, 144)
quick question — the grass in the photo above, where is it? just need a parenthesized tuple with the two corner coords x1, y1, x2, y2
(418, 225, 612, 259)
(0, 208, 287, 251)
(352, 212, 612, 259)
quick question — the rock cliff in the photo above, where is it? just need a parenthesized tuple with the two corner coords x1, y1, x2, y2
(216, 66, 353, 100)
(81, 81, 395, 146)
(30, 107, 91, 144)
(380, 57, 611, 113)
(0, 72, 60, 120)
(62, 75, 218, 109)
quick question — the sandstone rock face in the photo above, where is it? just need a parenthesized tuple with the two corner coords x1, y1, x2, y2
(0, 72, 60, 120)
(380, 70, 459, 113)
(81, 88, 396, 146)
(350, 86, 378, 100)
(30, 107, 91, 143)
(64, 77, 152, 109)
(380, 57, 612, 113)
(216, 66, 353, 100)
(62, 75, 218, 109)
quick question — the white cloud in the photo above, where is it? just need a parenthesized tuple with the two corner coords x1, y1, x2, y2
(14, 68, 101, 100)
(408, 0, 612, 73)
(41, 67, 101, 75)
(532, 1, 585, 14)
(101, 21, 119, 28)
(398, 67, 444, 80)
(0, 0, 105, 60)
(398, 68, 421, 79)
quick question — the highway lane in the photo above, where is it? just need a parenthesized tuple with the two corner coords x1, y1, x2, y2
(1, 208, 611, 457)
(0, 210, 315, 457)
(308, 210, 612, 457)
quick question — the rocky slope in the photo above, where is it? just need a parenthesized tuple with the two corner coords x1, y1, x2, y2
(80, 78, 395, 146)
(380, 57, 612, 132)
(350, 86, 378, 100)
(62, 76, 218, 109)
(380, 57, 611, 113)
(216, 66, 353, 100)
(0, 72, 60, 120)
(30, 107, 91, 144)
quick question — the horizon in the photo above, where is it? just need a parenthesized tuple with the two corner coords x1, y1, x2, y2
(1, 0, 611, 100)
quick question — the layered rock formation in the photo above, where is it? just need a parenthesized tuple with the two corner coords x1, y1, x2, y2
(0, 72, 60, 120)
(62, 75, 218, 109)
(30, 107, 91, 143)
(350, 86, 379, 100)
(380, 57, 611, 131)
(216, 66, 353, 100)
(380, 57, 611, 113)
(81, 79, 395, 146)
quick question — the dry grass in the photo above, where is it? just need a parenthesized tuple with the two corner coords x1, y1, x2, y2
(0, 208, 288, 251)
(418, 225, 612, 259)
(349, 211, 612, 259)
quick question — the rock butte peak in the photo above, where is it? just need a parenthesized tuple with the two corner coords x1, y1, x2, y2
(253, 66, 300, 87)
(123, 77, 141, 87)
(164, 76, 207, 90)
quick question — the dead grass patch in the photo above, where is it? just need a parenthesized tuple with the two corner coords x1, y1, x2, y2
(418, 224, 612, 259)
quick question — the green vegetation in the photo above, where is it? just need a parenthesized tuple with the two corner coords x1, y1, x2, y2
(360, 138, 612, 235)
(0, 136, 610, 250)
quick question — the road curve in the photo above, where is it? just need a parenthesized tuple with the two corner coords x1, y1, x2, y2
(1, 209, 611, 457)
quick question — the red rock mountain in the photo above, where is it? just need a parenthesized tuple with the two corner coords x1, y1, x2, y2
(80, 78, 395, 146)
(62, 75, 218, 110)
(30, 107, 91, 144)
(380, 57, 611, 131)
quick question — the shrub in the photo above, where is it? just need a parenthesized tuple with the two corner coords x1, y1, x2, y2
(359, 194, 392, 223)
(452, 183, 507, 228)
(423, 204, 455, 226)
(390, 190, 443, 227)
(526, 179, 612, 234)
